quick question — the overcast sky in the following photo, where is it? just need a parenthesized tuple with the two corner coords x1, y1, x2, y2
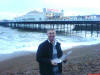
(0, 0, 100, 20)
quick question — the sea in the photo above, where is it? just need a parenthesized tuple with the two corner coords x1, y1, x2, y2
(0, 26, 100, 61)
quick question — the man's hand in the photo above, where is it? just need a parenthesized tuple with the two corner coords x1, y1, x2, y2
(63, 58, 68, 63)
(51, 60, 57, 66)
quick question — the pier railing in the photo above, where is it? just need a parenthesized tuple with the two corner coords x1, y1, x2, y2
(0, 21, 100, 37)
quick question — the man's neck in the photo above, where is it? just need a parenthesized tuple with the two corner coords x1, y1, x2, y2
(48, 39, 54, 44)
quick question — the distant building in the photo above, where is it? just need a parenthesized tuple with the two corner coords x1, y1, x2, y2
(14, 8, 100, 21)
(14, 8, 64, 21)
(43, 8, 64, 21)
(64, 15, 100, 21)
(14, 10, 45, 21)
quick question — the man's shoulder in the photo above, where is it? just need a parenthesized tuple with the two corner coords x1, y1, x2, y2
(56, 41, 61, 45)
(39, 40, 61, 47)
(39, 40, 48, 46)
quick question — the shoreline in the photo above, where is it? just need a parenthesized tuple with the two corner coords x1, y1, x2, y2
(0, 51, 34, 62)
(0, 43, 100, 62)
(0, 43, 100, 75)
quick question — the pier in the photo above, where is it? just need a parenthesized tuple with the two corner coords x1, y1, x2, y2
(0, 21, 100, 37)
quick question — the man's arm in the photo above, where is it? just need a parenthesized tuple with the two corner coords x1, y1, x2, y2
(36, 44, 51, 65)
(59, 43, 68, 63)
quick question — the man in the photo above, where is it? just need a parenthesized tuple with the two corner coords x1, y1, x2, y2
(36, 29, 66, 75)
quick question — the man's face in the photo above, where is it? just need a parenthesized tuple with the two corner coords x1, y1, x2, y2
(47, 30, 56, 42)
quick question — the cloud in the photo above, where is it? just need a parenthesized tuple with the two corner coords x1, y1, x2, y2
(43, 0, 100, 9)
(0, 0, 100, 19)
(0, 12, 26, 20)
(43, 0, 100, 16)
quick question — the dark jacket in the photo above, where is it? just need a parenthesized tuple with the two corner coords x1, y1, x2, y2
(36, 40, 63, 75)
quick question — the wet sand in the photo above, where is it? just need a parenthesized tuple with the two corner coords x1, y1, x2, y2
(0, 43, 100, 75)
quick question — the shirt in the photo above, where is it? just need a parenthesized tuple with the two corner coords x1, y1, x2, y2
(48, 40, 61, 75)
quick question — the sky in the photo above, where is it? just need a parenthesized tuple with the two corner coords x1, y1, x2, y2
(0, 0, 100, 20)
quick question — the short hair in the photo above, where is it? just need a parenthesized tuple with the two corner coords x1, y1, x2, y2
(47, 29, 56, 33)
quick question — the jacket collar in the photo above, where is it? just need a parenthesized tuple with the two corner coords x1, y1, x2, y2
(47, 39, 57, 46)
